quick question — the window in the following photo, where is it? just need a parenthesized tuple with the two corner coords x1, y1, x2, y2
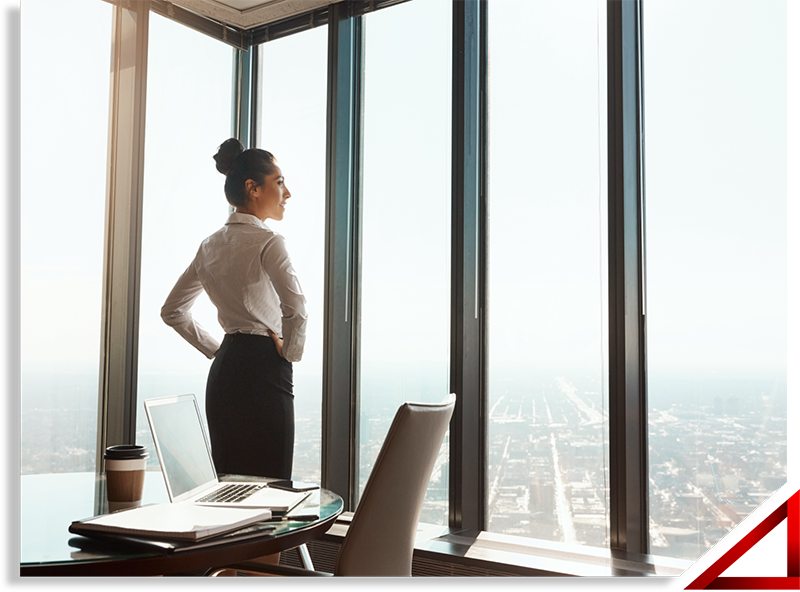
(643, 0, 788, 560)
(27, 0, 793, 569)
(486, 0, 609, 544)
(258, 24, 328, 483)
(135, 13, 233, 470)
(359, 0, 452, 524)
(20, 0, 113, 474)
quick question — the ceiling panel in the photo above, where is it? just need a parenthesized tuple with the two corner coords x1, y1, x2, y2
(171, 0, 343, 30)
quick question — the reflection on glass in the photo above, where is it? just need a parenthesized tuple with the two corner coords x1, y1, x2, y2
(20, 0, 113, 474)
(486, 0, 609, 545)
(643, 0, 788, 561)
(136, 13, 232, 471)
(359, 0, 452, 525)
(146, 396, 217, 498)
(259, 25, 328, 484)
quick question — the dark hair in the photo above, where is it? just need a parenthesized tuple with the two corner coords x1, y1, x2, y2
(213, 138, 277, 208)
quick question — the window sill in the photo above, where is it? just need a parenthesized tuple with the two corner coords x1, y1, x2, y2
(315, 513, 691, 577)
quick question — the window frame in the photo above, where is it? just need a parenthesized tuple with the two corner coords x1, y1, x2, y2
(99, 0, 657, 557)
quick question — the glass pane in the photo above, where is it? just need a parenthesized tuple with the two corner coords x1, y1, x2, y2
(486, 0, 609, 545)
(259, 25, 328, 483)
(136, 14, 232, 471)
(359, 0, 452, 525)
(643, 0, 788, 561)
(20, 0, 113, 474)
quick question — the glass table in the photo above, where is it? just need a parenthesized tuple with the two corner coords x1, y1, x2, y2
(20, 471, 343, 577)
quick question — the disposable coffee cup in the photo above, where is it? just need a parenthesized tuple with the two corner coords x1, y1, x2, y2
(104, 445, 148, 512)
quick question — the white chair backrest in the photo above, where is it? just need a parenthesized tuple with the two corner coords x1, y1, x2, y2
(335, 394, 456, 577)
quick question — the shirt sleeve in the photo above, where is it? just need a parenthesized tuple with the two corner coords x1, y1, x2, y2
(160, 260, 221, 359)
(262, 235, 308, 363)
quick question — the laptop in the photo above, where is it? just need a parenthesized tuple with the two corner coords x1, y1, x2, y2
(144, 394, 310, 512)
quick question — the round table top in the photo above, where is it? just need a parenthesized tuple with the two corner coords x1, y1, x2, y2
(20, 471, 343, 577)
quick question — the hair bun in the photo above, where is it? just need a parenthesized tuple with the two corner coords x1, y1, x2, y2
(213, 138, 245, 175)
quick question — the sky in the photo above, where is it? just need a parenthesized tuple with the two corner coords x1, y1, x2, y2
(15, 0, 792, 379)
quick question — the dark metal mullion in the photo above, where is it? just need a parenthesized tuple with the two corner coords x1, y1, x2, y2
(348, 15, 365, 510)
(232, 47, 255, 147)
(250, 44, 262, 149)
(606, 0, 649, 555)
(449, 0, 487, 532)
(322, 1, 363, 510)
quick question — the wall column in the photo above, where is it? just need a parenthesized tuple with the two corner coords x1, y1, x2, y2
(96, 0, 150, 470)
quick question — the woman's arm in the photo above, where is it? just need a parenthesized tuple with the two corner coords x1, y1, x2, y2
(262, 235, 307, 362)
(160, 262, 221, 359)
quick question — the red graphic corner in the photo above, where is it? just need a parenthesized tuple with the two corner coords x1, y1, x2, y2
(685, 489, 800, 590)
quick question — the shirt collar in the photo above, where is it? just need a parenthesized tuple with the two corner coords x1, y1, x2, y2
(226, 212, 269, 230)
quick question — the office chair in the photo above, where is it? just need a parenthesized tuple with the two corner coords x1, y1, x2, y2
(208, 393, 456, 577)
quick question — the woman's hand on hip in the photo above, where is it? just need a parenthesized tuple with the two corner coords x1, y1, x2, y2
(268, 329, 285, 359)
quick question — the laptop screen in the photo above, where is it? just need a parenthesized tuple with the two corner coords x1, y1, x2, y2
(145, 395, 218, 500)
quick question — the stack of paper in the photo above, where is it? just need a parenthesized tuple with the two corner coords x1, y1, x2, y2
(71, 503, 272, 541)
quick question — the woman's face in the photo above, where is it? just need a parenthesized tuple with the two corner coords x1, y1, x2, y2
(248, 164, 291, 221)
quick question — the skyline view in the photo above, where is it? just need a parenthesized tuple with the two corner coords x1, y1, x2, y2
(20, 364, 787, 563)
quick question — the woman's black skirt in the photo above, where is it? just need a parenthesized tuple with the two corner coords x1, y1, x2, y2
(205, 332, 294, 479)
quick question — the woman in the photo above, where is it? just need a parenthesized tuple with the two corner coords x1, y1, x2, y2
(161, 138, 307, 479)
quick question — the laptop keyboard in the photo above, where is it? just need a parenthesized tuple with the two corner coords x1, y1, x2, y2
(196, 483, 265, 504)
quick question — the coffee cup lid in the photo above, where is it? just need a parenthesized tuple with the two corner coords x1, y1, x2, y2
(104, 445, 148, 460)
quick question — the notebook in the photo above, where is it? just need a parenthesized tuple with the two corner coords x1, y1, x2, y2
(144, 394, 310, 512)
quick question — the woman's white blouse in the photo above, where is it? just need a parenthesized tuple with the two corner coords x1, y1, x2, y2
(161, 213, 307, 362)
